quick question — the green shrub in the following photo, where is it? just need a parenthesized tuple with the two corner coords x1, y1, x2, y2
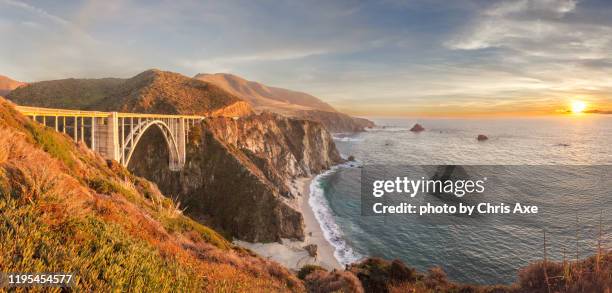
(163, 216, 230, 250)
(25, 123, 76, 169)
(298, 264, 326, 280)
(87, 177, 138, 202)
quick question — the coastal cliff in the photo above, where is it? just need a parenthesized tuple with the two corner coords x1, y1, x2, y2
(128, 112, 342, 242)
(294, 109, 375, 133)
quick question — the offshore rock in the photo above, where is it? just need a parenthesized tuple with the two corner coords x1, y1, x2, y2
(410, 123, 425, 132)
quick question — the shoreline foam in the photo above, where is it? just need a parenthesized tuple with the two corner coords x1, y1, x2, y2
(308, 164, 362, 266)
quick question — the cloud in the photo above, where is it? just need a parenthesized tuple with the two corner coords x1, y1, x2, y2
(484, 0, 576, 17)
(177, 49, 330, 73)
(445, 0, 610, 58)
(584, 109, 612, 114)
(449, 1, 573, 47)
(0, 0, 70, 26)
(0, 0, 142, 80)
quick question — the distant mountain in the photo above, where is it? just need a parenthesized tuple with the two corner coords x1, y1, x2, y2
(194, 73, 374, 132)
(0, 74, 26, 96)
(96, 70, 251, 116)
(194, 73, 336, 113)
(8, 69, 251, 117)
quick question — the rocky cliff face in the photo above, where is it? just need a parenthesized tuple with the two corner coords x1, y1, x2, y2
(209, 100, 252, 117)
(128, 113, 342, 242)
(205, 112, 342, 180)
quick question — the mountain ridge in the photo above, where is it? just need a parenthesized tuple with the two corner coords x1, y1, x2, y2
(7, 69, 252, 117)
(194, 73, 374, 132)
(194, 73, 337, 113)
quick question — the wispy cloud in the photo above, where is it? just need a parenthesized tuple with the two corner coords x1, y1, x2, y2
(1, 0, 70, 26)
(177, 49, 330, 73)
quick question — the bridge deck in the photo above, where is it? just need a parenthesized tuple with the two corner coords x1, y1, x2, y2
(15, 105, 206, 119)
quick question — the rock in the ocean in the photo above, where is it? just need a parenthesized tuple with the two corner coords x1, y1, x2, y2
(477, 134, 488, 141)
(347, 155, 355, 161)
(410, 123, 425, 132)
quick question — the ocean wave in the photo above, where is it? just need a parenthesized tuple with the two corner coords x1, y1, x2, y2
(333, 136, 363, 142)
(309, 164, 363, 265)
(366, 127, 411, 132)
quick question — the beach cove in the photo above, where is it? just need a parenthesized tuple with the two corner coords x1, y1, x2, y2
(234, 176, 342, 271)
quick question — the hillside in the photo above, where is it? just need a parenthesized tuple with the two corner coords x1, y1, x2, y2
(8, 70, 252, 117)
(0, 96, 302, 291)
(96, 70, 251, 116)
(4, 77, 123, 109)
(194, 73, 336, 112)
(0, 75, 26, 96)
(194, 73, 374, 132)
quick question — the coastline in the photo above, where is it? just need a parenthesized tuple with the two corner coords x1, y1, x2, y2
(233, 176, 343, 271)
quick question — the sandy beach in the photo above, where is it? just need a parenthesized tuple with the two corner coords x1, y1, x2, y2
(234, 176, 342, 271)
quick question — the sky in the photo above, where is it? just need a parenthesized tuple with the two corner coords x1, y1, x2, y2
(1, 0, 611, 116)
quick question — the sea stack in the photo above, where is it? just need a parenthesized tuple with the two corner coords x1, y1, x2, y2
(410, 123, 425, 132)
(477, 134, 488, 141)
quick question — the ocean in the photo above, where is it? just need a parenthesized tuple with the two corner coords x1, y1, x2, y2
(309, 115, 612, 285)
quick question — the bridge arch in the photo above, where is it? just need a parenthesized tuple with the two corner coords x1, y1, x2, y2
(121, 119, 182, 171)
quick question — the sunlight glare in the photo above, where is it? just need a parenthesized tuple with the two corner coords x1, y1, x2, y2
(571, 101, 587, 114)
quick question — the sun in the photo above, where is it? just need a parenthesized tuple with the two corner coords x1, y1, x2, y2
(571, 100, 587, 114)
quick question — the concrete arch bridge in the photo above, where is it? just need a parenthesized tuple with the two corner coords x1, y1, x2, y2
(15, 106, 205, 171)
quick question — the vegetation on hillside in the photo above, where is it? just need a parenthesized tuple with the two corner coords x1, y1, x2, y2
(96, 69, 250, 115)
(7, 69, 250, 116)
(297, 253, 611, 293)
(0, 98, 302, 292)
(194, 73, 375, 132)
(194, 73, 337, 112)
(5, 78, 123, 109)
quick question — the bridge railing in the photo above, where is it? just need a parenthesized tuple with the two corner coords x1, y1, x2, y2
(15, 105, 206, 119)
